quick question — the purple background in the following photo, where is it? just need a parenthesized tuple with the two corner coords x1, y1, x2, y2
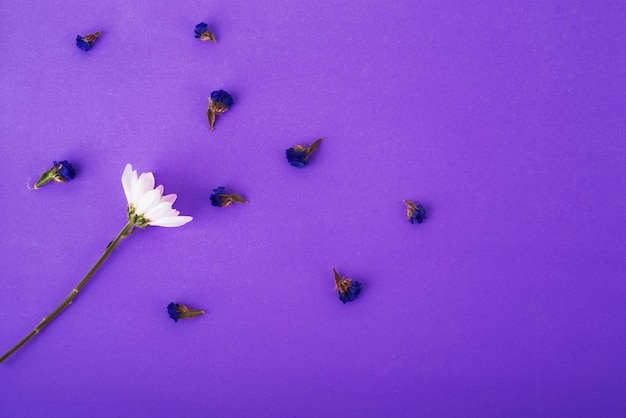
(1, 1, 625, 417)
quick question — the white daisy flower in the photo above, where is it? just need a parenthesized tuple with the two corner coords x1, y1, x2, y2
(0, 163, 194, 364)
(122, 164, 192, 228)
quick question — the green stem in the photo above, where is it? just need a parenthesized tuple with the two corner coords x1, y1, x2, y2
(0, 222, 135, 364)
(33, 167, 56, 189)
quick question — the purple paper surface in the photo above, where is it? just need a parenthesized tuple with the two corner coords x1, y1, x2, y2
(1, 1, 625, 417)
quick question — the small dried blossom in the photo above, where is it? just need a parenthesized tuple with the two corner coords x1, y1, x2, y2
(210, 186, 248, 207)
(168, 302, 205, 322)
(76, 32, 102, 51)
(403, 200, 426, 224)
(207, 90, 234, 131)
(194, 22, 217, 43)
(33, 160, 76, 189)
(286, 138, 324, 168)
(333, 268, 362, 304)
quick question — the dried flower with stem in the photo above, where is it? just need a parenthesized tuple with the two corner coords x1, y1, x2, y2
(207, 90, 233, 131)
(194, 22, 217, 43)
(168, 303, 205, 322)
(332, 268, 362, 303)
(0, 164, 192, 364)
(403, 200, 426, 224)
(33, 160, 76, 189)
(76, 31, 103, 51)
(210, 186, 248, 207)
(286, 138, 324, 168)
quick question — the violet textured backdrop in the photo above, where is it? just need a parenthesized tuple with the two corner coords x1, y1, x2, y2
(1, 1, 625, 417)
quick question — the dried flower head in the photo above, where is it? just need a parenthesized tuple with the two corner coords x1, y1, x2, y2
(207, 90, 234, 131)
(167, 302, 205, 322)
(333, 268, 362, 304)
(403, 200, 426, 224)
(194, 22, 217, 43)
(76, 32, 102, 51)
(286, 138, 324, 168)
(210, 186, 248, 207)
(33, 160, 76, 189)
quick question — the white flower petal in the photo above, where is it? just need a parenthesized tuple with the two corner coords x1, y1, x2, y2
(130, 170, 139, 205)
(149, 216, 193, 227)
(143, 201, 175, 220)
(134, 171, 155, 205)
(132, 174, 145, 206)
(127, 168, 140, 206)
(142, 172, 155, 194)
(136, 173, 148, 195)
(161, 193, 177, 204)
(122, 164, 134, 205)
(152, 209, 180, 221)
(136, 189, 161, 214)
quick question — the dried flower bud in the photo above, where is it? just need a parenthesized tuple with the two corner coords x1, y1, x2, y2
(76, 32, 102, 51)
(403, 200, 426, 224)
(207, 90, 234, 131)
(333, 268, 362, 304)
(167, 302, 205, 322)
(33, 160, 76, 189)
(194, 22, 217, 43)
(286, 138, 324, 168)
(210, 186, 248, 207)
